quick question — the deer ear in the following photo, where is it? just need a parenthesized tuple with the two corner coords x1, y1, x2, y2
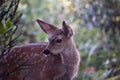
(62, 21, 73, 38)
(36, 19, 58, 34)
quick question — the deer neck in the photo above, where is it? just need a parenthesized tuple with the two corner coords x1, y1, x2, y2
(60, 38, 80, 66)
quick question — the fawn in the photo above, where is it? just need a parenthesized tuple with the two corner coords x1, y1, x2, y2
(0, 19, 80, 80)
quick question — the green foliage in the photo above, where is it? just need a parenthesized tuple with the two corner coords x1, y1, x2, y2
(0, 0, 21, 56)
(73, 0, 120, 79)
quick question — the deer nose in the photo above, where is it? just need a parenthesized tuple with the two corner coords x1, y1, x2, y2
(43, 49, 52, 55)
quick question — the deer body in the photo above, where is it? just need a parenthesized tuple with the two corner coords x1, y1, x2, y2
(0, 19, 80, 80)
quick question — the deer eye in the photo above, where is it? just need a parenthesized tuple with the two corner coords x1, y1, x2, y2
(55, 39, 62, 44)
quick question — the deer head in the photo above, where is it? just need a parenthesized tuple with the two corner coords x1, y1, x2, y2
(36, 19, 73, 54)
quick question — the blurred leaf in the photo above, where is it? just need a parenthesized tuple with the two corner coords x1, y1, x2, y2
(6, 21, 13, 28)
(0, 22, 4, 34)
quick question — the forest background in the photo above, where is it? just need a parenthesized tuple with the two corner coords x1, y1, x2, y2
(0, 0, 120, 80)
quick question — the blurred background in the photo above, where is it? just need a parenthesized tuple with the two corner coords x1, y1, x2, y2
(0, 0, 120, 80)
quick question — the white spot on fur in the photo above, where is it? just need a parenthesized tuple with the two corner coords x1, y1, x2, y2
(17, 49, 21, 53)
(42, 66, 45, 72)
(19, 54, 23, 58)
(31, 53, 34, 57)
(10, 55, 13, 59)
(31, 47, 35, 50)
(44, 55, 47, 57)
(5, 59, 7, 63)
(34, 53, 39, 57)
(23, 52, 25, 54)
(17, 64, 19, 67)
